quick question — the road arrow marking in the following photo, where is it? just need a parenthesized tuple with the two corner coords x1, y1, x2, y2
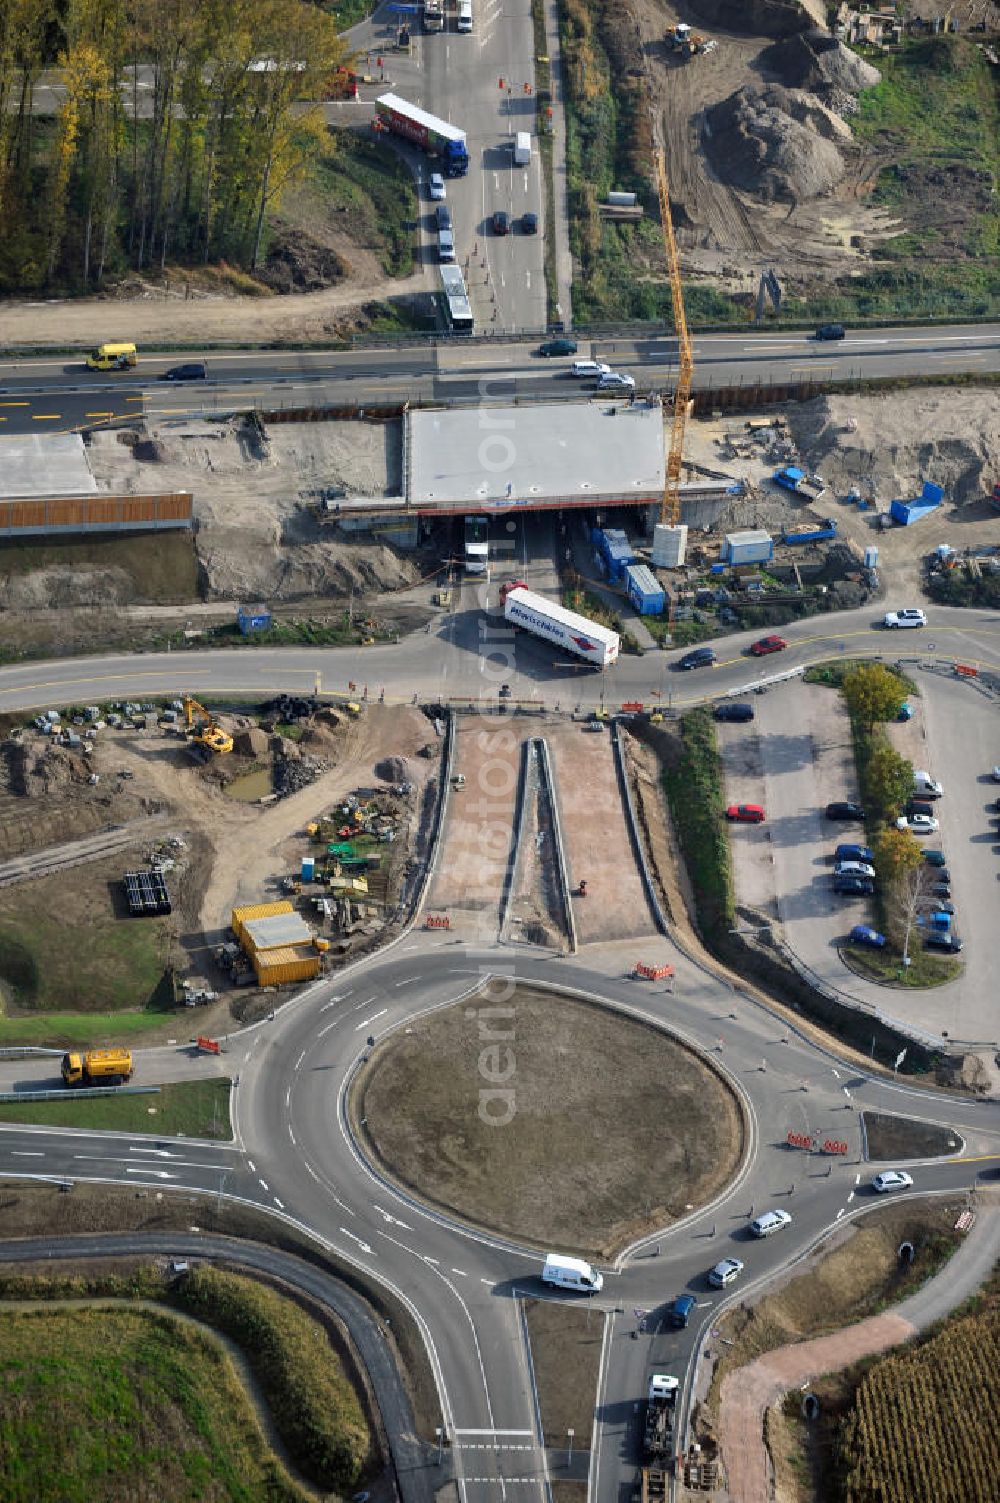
(372, 1204, 411, 1229)
(125, 1168, 175, 1179)
(355, 1009, 388, 1030)
(340, 1227, 374, 1254)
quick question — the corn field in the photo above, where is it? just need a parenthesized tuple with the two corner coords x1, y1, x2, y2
(838, 1307, 1000, 1502)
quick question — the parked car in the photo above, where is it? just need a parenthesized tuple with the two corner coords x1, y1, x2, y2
(708, 1257, 744, 1289)
(926, 930, 963, 953)
(713, 702, 754, 723)
(872, 1170, 913, 1193)
(428, 172, 446, 200)
(678, 646, 717, 670)
(537, 338, 577, 357)
(826, 801, 865, 821)
(836, 844, 874, 864)
(923, 848, 947, 867)
(835, 860, 875, 879)
(596, 371, 635, 392)
(571, 359, 610, 379)
(992, 766, 1000, 783)
(161, 362, 207, 381)
(883, 608, 927, 629)
(814, 323, 845, 341)
(913, 771, 943, 798)
(749, 634, 787, 656)
(520, 211, 538, 235)
(930, 880, 952, 899)
(922, 898, 955, 916)
(749, 1209, 792, 1239)
(727, 803, 765, 824)
(492, 209, 510, 235)
(849, 924, 886, 948)
(833, 875, 875, 895)
(896, 813, 939, 834)
(906, 800, 937, 820)
(435, 203, 453, 231)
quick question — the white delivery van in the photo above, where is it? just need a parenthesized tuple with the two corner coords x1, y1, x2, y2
(541, 1253, 603, 1293)
(514, 132, 531, 166)
(457, 0, 472, 29)
(438, 228, 456, 262)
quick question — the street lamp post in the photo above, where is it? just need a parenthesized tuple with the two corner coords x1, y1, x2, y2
(566, 1428, 575, 1468)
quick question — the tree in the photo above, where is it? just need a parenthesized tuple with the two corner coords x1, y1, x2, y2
(872, 825, 923, 892)
(842, 663, 908, 731)
(864, 736, 914, 822)
(886, 861, 936, 969)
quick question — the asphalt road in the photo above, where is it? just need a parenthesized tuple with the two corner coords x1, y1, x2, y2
(1, 323, 999, 434)
(2, 939, 998, 1503)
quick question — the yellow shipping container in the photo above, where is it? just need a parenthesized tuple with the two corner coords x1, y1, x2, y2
(232, 900, 294, 947)
(252, 943, 321, 987)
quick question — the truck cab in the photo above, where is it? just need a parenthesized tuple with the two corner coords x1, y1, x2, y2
(457, 0, 473, 30)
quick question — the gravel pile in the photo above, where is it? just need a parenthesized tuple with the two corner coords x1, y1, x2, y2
(705, 85, 848, 201)
(761, 30, 881, 100)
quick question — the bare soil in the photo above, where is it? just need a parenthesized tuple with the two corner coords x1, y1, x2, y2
(544, 721, 656, 945)
(862, 1110, 964, 1160)
(523, 1297, 602, 1447)
(351, 985, 745, 1260)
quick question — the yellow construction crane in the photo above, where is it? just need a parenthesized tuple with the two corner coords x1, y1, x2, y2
(652, 143, 694, 526)
(182, 696, 233, 755)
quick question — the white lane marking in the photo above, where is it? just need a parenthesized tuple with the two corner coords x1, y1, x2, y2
(317, 1019, 338, 1039)
(453, 1428, 534, 1436)
(248, 1160, 256, 1173)
(349, 995, 378, 1013)
(373, 1204, 411, 1228)
(847, 1190, 855, 1202)
(836, 1208, 845, 1220)
(424, 1255, 440, 1265)
(259, 1178, 269, 1192)
(11, 1151, 45, 1157)
(451, 1267, 468, 1277)
(128, 1147, 173, 1157)
(125, 1168, 175, 1179)
(295, 1049, 307, 1068)
(394, 976, 416, 987)
(285, 1087, 291, 1109)
(274, 1197, 284, 1209)
(288, 1126, 296, 1146)
(304, 1161, 320, 1182)
(340, 1226, 374, 1254)
(855, 1173, 861, 1184)
(355, 1009, 388, 1030)
(333, 1196, 354, 1214)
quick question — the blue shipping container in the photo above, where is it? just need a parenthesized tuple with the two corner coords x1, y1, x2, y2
(301, 856, 316, 882)
(890, 481, 943, 527)
(594, 527, 635, 585)
(237, 604, 273, 635)
(624, 563, 665, 615)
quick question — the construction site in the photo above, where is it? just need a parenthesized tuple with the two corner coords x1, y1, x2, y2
(0, 695, 444, 1033)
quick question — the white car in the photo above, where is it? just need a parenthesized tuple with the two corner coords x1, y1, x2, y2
(912, 771, 943, 798)
(428, 173, 446, 201)
(597, 371, 636, 391)
(896, 813, 939, 834)
(749, 1209, 792, 1238)
(708, 1256, 744, 1289)
(872, 1170, 914, 1193)
(835, 860, 876, 879)
(993, 766, 1000, 783)
(571, 359, 610, 379)
(883, 608, 927, 629)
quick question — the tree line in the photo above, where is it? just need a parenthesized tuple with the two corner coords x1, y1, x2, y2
(0, 0, 345, 294)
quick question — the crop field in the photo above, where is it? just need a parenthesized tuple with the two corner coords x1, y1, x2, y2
(838, 1303, 1000, 1502)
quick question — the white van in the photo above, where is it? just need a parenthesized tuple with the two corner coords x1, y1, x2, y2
(749, 1209, 792, 1239)
(912, 769, 943, 797)
(438, 228, 455, 262)
(514, 132, 531, 166)
(457, 0, 472, 30)
(541, 1253, 603, 1293)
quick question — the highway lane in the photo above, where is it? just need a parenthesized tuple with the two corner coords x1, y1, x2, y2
(1, 323, 999, 433)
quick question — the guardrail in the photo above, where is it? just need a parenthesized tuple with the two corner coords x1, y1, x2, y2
(722, 665, 806, 699)
(498, 738, 534, 942)
(0, 1085, 161, 1103)
(609, 717, 670, 938)
(536, 737, 577, 954)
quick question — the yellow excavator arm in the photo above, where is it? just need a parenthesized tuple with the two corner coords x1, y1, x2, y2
(182, 696, 233, 755)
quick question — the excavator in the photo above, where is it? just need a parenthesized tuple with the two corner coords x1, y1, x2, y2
(182, 696, 233, 755)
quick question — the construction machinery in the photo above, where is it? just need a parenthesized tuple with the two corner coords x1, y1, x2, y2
(667, 23, 713, 56)
(182, 696, 233, 755)
(62, 1048, 133, 1087)
(653, 143, 694, 527)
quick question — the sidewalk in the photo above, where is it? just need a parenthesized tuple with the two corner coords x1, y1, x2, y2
(540, 0, 573, 328)
(717, 1204, 1000, 1503)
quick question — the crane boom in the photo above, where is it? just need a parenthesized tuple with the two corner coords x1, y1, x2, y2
(653, 145, 694, 526)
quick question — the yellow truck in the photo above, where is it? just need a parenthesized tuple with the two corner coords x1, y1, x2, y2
(61, 1048, 134, 1087)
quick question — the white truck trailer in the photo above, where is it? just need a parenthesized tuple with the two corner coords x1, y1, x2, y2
(500, 580, 620, 668)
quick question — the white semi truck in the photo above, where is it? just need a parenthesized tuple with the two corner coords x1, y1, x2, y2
(500, 580, 620, 668)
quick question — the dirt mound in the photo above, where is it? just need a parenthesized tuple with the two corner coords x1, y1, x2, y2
(704, 85, 847, 201)
(4, 741, 90, 797)
(761, 30, 881, 102)
(258, 226, 350, 295)
(232, 726, 269, 757)
(688, 0, 812, 38)
(375, 756, 410, 784)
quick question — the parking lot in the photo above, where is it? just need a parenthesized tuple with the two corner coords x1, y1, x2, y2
(719, 675, 997, 1045)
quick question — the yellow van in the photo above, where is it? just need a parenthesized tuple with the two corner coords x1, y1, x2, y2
(86, 342, 138, 371)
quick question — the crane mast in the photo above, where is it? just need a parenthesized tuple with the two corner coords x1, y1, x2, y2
(652, 143, 693, 526)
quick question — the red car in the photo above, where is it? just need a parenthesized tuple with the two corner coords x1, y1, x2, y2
(749, 635, 787, 657)
(726, 803, 765, 823)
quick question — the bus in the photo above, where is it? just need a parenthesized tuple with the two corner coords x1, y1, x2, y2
(440, 264, 474, 333)
(464, 515, 489, 575)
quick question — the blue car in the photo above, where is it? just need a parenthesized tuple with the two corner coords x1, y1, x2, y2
(897, 702, 914, 721)
(849, 924, 886, 948)
(836, 843, 874, 864)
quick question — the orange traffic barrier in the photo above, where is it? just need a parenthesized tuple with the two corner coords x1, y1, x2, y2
(197, 1036, 221, 1055)
(786, 1131, 814, 1149)
(821, 1138, 849, 1155)
(425, 914, 452, 930)
(633, 961, 675, 981)
(953, 663, 978, 678)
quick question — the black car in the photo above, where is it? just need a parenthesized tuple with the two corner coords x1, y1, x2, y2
(906, 799, 936, 819)
(925, 930, 963, 953)
(713, 702, 754, 723)
(826, 801, 865, 821)
(930, 881, 952, 899)
(814, 323, 845, 341)
(520, 211, 538, 235)
(537, 338, 577, 357)
(834, 875, 875, 895)
(677, 646, 717, 671)
(435, 203, 452, 231)
(161, 362, 207, 381)
(492, 210, 510, 235)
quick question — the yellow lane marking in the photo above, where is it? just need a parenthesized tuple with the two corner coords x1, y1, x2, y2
(85, 411, 115, 418)
(30, 413, 62, 421)
(0, 401, 30, 407)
